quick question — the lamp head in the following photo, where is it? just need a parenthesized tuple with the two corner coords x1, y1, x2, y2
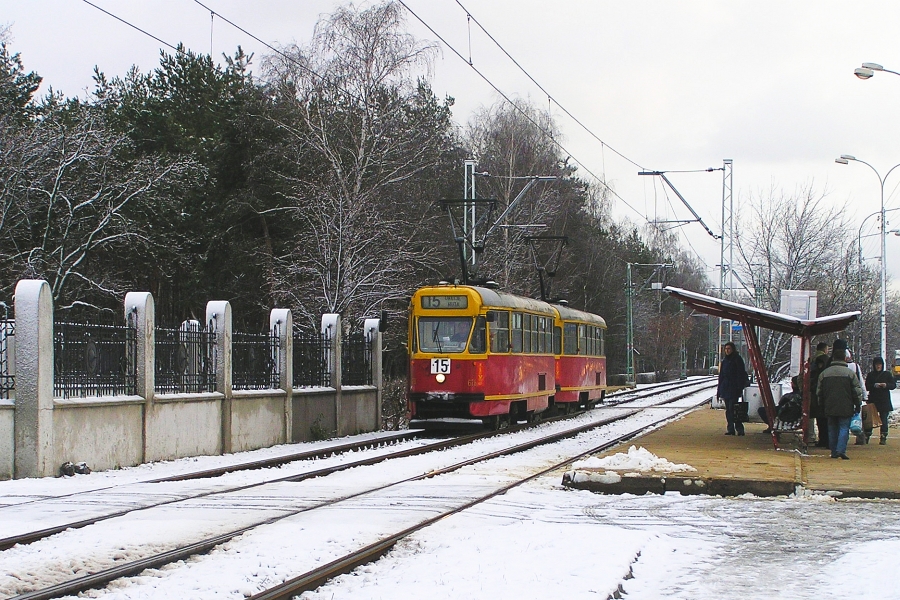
(855, 67, 874, 80)
(835, 158, 849, 165)
(861, 62, 885, 71)
(840, 155, 856, 161)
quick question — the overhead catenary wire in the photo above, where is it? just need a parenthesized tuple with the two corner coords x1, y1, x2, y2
(454, 0, 645, 172)
(81, 0, 661, 232)
(80, 0, 179, 52)
(397, 0, 652, 226)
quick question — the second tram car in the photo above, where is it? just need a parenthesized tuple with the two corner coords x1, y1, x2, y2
(893, 349, 900, 377)
(553, 304, 608, 412)
(407, 283, 611, 427)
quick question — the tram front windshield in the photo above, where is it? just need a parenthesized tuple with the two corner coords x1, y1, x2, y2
(417, 317, 473, 353)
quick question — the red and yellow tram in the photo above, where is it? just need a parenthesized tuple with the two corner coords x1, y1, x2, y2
(553, 304, 608, 411)
(407, 283, 610, 427)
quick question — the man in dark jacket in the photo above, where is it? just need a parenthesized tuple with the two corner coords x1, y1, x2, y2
(717, 341, 751, 436)
(865, 357, 896, 445)
(817, 339, 863, 459)
(808, 342, 831, 448)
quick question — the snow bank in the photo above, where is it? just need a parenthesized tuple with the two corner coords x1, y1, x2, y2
(571, 445, 697, 473)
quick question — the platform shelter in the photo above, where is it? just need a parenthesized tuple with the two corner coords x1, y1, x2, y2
(664, 287, 860, 449)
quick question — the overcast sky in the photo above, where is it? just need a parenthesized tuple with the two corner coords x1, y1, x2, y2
(4, 0, 900, 291)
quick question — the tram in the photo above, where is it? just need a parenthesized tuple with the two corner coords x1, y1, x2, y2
(407, 282, 609, 427)
(893, 349, 900, 377)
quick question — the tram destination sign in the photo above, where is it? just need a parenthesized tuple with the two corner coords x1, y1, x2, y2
(421, 295, 468, 309)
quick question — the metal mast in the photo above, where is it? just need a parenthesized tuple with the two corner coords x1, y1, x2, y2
(464, 159, 476, 267)
(719, 159, 734, 352)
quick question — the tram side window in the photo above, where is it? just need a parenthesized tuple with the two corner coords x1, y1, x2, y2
(538, 317, 547, 354)
(489, 311, 510, 353)
(512, 312, 524, 353)
(589, 326, 597, 356)
(578, 324, 587, 355)
(563, 322, 577, 355)
(523, 313, 532, 353)
(470, 316, 487, 354)
(600, 328, 606, 356)
(553, 326, 562, 355)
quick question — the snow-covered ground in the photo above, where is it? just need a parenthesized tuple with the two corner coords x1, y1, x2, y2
(2, 381, 897, 600)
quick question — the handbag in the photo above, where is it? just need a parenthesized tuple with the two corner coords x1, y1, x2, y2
(850, 410, 863, 436)
(863, 404, 882, 429)
(734, 400, 750, 423)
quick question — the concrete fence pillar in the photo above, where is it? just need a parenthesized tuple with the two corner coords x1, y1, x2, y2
(207, 301, 232, 453)
(14, 279, 54, 478)
(322, 314, 340, 434)
(270, 308, 292, 443)
(364, 317, 383, 430)
(125, 292, 155, 463)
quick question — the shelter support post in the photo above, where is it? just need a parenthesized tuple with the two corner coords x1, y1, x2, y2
(741, 320, 780, 449)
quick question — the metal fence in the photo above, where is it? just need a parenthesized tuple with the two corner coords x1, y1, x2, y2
(155, 319, 216, 393)
(292, 330, 331, 388)
(341, 330, 373, 386)
(53, 313, 137, 398)
(232, 326, 280, 390)
(0, 319, 13, 400)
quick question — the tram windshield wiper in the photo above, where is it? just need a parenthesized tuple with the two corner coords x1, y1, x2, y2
(432, 324, 443, 353)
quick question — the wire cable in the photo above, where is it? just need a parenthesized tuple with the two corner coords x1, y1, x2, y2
(81, 0, 179, 52)
(454, 0, 645, 171)
(397, 0, 652, 225)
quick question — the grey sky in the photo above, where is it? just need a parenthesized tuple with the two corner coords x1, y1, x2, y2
(4, 0, 900, 287)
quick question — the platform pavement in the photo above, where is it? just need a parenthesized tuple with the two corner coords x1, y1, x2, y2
(564, 404, 900, 499)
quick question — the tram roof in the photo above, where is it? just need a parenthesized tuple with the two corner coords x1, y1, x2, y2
(468, 286, 557, 314)
(664, 286, 860, 337)
(552, 304, 607, 328)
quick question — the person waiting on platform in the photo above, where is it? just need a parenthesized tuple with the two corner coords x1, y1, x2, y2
(808, 342, 831, 448)
(717, 341, 751, 436)
(817, 339, 863, 460)
(865, 357, 896, 445)
(758, 377, 802, 434)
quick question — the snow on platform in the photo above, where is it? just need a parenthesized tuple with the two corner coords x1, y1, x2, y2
(564, 404, 900, 499)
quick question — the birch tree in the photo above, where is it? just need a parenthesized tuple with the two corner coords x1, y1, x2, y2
(0, 103, 202, 308)
(735, 183, 857, 377)
(262, 2, 454, 328)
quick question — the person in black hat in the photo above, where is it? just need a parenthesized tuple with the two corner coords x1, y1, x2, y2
(807, 341, 831, 447)
(817, 339, 863, 459)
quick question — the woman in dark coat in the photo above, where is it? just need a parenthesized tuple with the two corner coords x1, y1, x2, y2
(717, 341, 751, 435)
(865, 357, 896, 444)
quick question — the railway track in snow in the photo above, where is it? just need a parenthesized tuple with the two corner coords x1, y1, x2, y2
(1, 378, 715, 600)
(0, 376, 710, 551)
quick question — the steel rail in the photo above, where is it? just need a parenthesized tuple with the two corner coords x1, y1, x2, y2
(250, 394, 712, 600)
(8, 383, 715, 600)
(0, 378, 713, 552)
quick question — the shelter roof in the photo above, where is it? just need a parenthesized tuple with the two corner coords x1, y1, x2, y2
(664, 287, 860, 338)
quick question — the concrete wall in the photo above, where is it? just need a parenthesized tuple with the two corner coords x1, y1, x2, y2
(340, 387, 379, 436)
(292, 389, 338, 442)
(145, 395, 223, 462)
(230, 391, 287, 453)
(52, 398, 144, 472)
(2, 282, 384, 479)
(0, 402, 13, 479)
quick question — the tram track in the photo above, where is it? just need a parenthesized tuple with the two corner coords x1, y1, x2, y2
(3, 380, 715, 600)
(0, 378, 714, 553)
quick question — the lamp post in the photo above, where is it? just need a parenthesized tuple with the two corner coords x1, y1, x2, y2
(835, 156, 900, 360)
(854, 62, 900, 80)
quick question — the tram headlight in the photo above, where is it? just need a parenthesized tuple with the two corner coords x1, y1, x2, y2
(435, 373, 446, 383)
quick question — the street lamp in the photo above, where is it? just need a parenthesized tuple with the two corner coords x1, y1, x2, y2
(836, 156, 900, 360)
(854, 62, 900, 80)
